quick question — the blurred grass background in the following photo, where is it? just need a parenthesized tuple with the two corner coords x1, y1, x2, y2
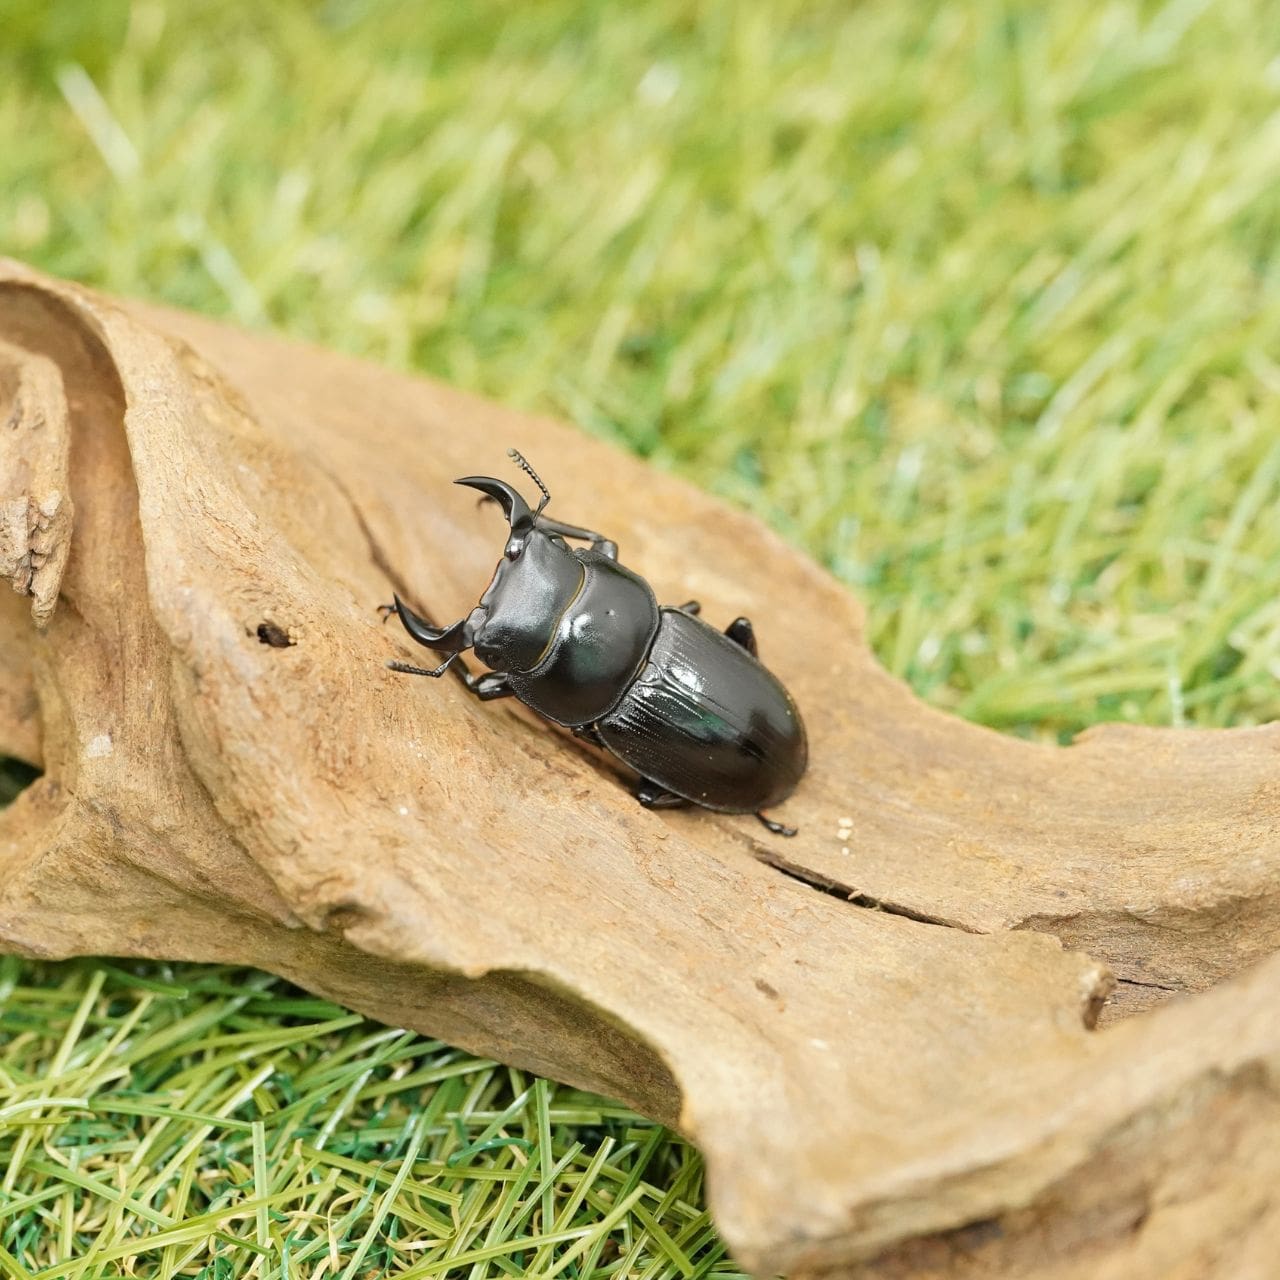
(2, 0, 1280, 1273)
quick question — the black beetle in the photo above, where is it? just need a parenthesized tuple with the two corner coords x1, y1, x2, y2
(381, 451, 806, 836)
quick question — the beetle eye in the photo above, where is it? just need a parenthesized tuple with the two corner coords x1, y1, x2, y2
(505, 538, 523, 560)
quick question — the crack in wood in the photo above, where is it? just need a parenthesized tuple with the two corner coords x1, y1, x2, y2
(1116, 976, 1185, 992)
(755, 848, 979, 931)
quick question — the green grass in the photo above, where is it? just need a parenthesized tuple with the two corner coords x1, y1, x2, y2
(0, 960, 730, 1278)
(2, 0, 1280, 1272)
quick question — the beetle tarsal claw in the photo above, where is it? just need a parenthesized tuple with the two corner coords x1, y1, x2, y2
(755, 812, 798, 837)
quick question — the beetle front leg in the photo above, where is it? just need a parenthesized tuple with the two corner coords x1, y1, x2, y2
(462, 671, 515, 701)
(387, 659, 514, 701)
(534, 516, 618, 561)
(678, 600, 702, 616)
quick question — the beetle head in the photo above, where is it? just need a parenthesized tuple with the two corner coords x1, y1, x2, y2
(455, 455, 583, 671)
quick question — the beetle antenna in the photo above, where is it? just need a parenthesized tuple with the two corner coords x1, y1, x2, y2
(507, 448, 551, 516)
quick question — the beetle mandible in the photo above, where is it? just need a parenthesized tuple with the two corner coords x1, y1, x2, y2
(381, 451, 806, 836)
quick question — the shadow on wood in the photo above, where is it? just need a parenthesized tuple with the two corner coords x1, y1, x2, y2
(1, 260, 1277, 1277)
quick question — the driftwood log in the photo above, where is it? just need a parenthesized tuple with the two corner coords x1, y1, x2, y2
(1, 259, 1278, 1278)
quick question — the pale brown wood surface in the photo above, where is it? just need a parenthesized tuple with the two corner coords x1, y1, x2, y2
(1, 260, 1277, 1277)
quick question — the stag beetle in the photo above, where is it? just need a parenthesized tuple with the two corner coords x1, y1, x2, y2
(381, 451, 806, 836)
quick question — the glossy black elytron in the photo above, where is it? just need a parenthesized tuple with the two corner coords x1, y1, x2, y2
(382, 451, 807, 836)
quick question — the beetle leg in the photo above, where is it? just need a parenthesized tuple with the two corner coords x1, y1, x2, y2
(574, 725, 606, 747)
(677, 600, 702, 616)
(462, 671, 515, 701)
(635, 780, 690, 811)
(724, 616, 758, 657)
(388, 659, 514, 702)
(755, 810, 798, 837)
(534, 516, 619, 561)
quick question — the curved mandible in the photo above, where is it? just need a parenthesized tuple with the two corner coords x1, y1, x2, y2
(454, 476, 534, 531)
(391, 594, 475, 654)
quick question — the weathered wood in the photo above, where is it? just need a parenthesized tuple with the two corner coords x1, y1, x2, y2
(1, 260, 1276, 1277)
